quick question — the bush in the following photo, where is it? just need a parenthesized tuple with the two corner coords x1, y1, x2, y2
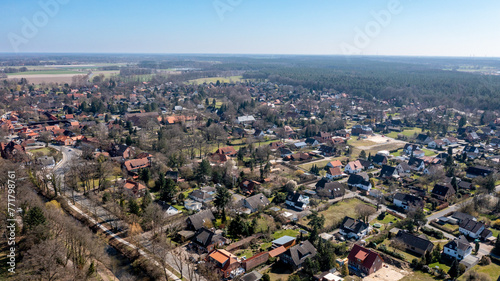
(421, 226, 444, 239)
(480, 256, 491, 266)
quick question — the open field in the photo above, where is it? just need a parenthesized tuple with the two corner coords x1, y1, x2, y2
(300, 198, 365, 230)
(386, 128, 423, 139)
(400, 271, 439, 281)
(363, 264, 409, 281)
(459, 262, 500, 281)
(187, 75, 246, 84)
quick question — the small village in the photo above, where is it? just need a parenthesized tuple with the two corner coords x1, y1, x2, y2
(1, 74, 500, 281)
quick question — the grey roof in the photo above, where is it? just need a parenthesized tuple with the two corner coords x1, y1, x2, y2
(36, 156, 55, 166)
(395, 230, 434, 253)
(244, 193, 270, 210)
(445, 235, 471, 252)
(452, 212, 475, 222)
(272, 235, 296, 246)
(394, 193, 422, 205)
(380, 165, 397, 178)
(347, 173, 370, 186)
(341, 217, 368, 234)
(282, 240, 317, 267)
(186, 210, 215, 230)
(192, 227, 223, 248)
(459, 218, 485, 233)
(372, 154, 387, 164)
(431, 183, 455, 197)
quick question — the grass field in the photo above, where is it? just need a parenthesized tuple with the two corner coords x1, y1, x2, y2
(301, 198, 366, 230)
(400, 271, 439, 281)
(7, 70, 83, 76)
(386, 128, 423, 139)
(298, 157, 346, 170)
(370, 213, 399, 225)
(422, 148, 437, 156)
(272, 229, 300, 239)
(459, 262, 500, 281)
(187, 75, 246, 84)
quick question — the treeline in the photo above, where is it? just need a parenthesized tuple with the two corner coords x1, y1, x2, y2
(1, 67, 28, 73)
(119, 67, 152, 76)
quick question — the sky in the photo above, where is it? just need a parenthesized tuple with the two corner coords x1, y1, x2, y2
(1, 0, 499, 57)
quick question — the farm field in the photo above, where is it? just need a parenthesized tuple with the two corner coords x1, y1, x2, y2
(187, 75, 246, 84)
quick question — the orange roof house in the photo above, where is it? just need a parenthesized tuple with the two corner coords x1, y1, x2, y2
(122, 180, 147, 198)
(206, 249, 241, 279)
(124, 158, 151, 173)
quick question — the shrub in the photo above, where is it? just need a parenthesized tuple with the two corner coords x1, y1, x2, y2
(480, 256, 491, 266)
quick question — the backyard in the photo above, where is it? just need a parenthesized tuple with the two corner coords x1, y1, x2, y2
(300, 198, 367, 230)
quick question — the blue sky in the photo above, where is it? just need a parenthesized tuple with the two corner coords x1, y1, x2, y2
(1, 0, 499, 56)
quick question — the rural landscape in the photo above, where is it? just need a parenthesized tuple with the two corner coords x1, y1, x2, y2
(1, 1, 500, 281)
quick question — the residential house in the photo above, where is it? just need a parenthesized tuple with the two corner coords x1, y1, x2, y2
(345, 160, 363, 174)
(451, 212, 475, 224)
(415, 134, 433, 145)
(242, 193, 270, 213)
(379, 165, 398, 179)
(428, 139, 445, 149)
(288, 152, 312, 161)
(319, 145, 335, 156)
(442, 137, 458, 146)
(184, 200, 202, 212)
(305, 138, 320, 147)
(122, 180, 147, 198)
(403, 143, 420, 155)
(396, 162, 411, 174)
(36, 156, 55, 169)
(272, 236, 297, 249)
(393, 193, 424, 211)
(466, 166, 494, 178)
(269, 141, 285, 151)
(408, 157, 425, 171)
(109, 144, 132, 159)
(443, 236, 472, 260)
(347, 173, 372, 191)
(316, 181, 346, 199)
(351, 125, 373, 136)
(394, 230, 434, 257)
(326, 167, 344, 180)
(236, 115, 256, 125)
(240, 179, 261, 195)
(340, 217, 370, 240)
(372, 154, 388, 165)
(240, 271, 263, 281)
(431, 183, 456, 201)
(280, 240, 317, 270)
(357, 159, 374, 170)
(124, 157, 151, 174)
(186, 210, 216, 231)
(189, 189, 214, 203)
(347, 244, 383, 276)
(279, 147, 293, 158)
(206, 249, 241, 279)
(191, 227, 227, 253)
(285, 192, 310, 211)
(215, 146, 237, 157)
(459, 218, 492, 240)
(326, 160, 343, 169)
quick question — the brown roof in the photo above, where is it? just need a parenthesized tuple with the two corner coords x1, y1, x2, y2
(269, 246, 286, 257)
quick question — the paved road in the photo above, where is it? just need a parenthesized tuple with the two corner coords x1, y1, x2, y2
(50, 145, 193, 281)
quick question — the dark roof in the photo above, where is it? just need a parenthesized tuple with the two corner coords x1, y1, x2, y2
(372, 154, 387, 164)
(445, 235, 471, 252)
(192, 227, 223, 248)
(431, 183, 455, 197)
(244, 193, 270, 210)
(316, 182, 346, 198)
(466, 166, 494, 177)
(358, 159, 373, 169)
(452, 212, 475, 222)
(459, 218, 485, 233)
(395, 230, 434, 253)
(348, 244, 382, 270)
(457, 181, 473, 189)
(281, 240, 317, 267)
(347, 173, 370, 186)
(393, 193, 423, 205)
(408, 157, 424, 167)
(380, 165, 397, 178)
(186, 210, 215, 230)
(240, 271, 263, 281)
(341, 217, 369, 234)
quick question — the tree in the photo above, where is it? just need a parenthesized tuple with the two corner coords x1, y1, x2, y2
(463, 271, 491, 281)
(407, 209, 427, 232)
(355, 204, 375, 223)
(458, 115, 467, 128)
(262, 273, 271, 281)
(341, 262, 349, 276)
(359, 150, 367, 160)
(25, 206, 46, 230)
(448, 258, 459, 279)
(307, 211, 325, 242)
(214, 185, 231, 219)
(494, 233, 500, 254)
(142, 190, 152, 210)
(129, 198, 140, 215)
(197, 159, 211, 182)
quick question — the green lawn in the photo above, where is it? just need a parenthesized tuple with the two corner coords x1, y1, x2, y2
(429, 262, 450, 272)
(371, 213, 399, 225)
(260, 242, 272, 251)
(401, 271, 439, 281)
(460, 262, 500, 281)
(386, 127, 423, 139)
(236, 249, 254, 259)
(422, 148, 437, 156)
(301, 198, 367, 230)
(272, 229, 300, 239)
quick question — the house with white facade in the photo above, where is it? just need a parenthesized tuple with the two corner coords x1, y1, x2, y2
(443, 236, 472, 260)
(345, 160, 363, 174)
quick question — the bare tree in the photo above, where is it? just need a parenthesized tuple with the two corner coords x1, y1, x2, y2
(355, 203, 376, 223)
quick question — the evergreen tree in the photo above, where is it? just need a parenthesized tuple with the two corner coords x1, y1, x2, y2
(128, 198, 140, 215)
(448, 258, 459, 279)
(25, 206, 46, 230)
(359, 150, 367, 160)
